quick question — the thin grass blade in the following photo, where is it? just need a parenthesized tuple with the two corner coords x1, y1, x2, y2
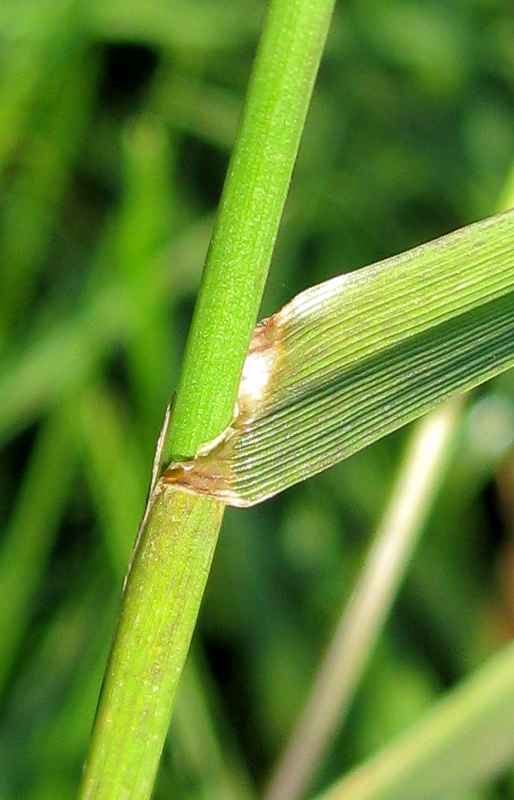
(314, 638, 514, 800)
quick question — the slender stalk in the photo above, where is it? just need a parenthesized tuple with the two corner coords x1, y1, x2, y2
(264, 400, 463, 800)
(79, 1, 335, 798)
(316, 637, 514, 800)
(167, 0, 336, 460)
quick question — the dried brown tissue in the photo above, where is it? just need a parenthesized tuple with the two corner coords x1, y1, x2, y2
(160, 311, 285, 506)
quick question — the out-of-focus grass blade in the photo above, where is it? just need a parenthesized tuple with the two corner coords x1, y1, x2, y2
(0, 47, 99, 337)
(86, 0, 262, 50)
(118, 114, 177, 423)
(264, 400, 463, 800)
(172, 655, 257, 800)
(0, 410, 76, 695)
(0, 215, 210, 446)
(0, 581, 115, 800)
(76, 384, 147, 576)
(164, 209, 514, 506)
(314, 639, 514, 800)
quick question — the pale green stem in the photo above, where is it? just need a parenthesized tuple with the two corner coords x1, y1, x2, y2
(264, 399, 463, 800)
(316, 638, 514, 800)
(80, 491, 224, 800)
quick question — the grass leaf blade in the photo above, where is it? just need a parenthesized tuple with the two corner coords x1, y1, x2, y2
(165, 209, 514, 505)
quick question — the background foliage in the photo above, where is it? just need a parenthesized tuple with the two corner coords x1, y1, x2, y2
(1, 1, 514, 799)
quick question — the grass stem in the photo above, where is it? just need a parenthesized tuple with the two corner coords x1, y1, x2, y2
(79, 1, 335, 797)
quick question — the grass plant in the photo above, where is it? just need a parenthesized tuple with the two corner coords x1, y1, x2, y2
(83, 0, 336, 796)
(1, 2, 514, 800)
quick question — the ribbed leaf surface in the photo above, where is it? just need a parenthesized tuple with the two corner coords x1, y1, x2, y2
(163, 209, 514, 506)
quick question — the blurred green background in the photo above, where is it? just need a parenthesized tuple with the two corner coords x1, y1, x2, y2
(1, 1, 514, 799)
